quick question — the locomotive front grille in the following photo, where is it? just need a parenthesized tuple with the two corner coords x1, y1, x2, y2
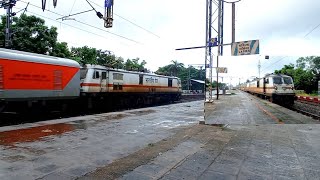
(0, 65, 3, 89)
(53, 70, 62, 90)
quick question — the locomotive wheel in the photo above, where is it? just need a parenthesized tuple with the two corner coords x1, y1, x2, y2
(0, 103, 5, 112)
(136, 98, 143, 108)
(269, 97, 273, 103)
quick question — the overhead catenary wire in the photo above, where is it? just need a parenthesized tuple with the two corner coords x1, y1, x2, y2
(15, 2, 29, 15)
(304, 23, 320, 38)
(19, 9, 130, 48)
(74, 19, 142, 44)
(18, 0, 141, 44)
(69, 0, 77, 15)
(84, 0, 103, 19)
(87, 0, 160, 38)
(260, 56, 288, 74)
(56, 9, 94, 20)
(260, 21, 320, 74)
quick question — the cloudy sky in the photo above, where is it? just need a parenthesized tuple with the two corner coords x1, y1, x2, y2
(7, 0, 320, 85)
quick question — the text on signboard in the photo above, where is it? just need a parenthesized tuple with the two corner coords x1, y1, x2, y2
(238, 42, 250, 54)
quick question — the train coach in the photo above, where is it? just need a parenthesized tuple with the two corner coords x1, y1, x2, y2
(80, 65, 182, 109)
(0, 48, 182, 113)
(242, 73, 295, 106)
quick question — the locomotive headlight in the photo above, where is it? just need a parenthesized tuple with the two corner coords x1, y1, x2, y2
(291, 86, 294, 90)
(274, 86, 277, 90)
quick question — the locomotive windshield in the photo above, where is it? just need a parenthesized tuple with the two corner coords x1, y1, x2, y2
(80, 68, 88, 79)
(273, 77, 283, 84)
(283, 77, 293, 84)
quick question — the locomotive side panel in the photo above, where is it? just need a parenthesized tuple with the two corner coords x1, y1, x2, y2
(80, 65, 181, 98)
(0, 49, 80, 101)
(104, 69, 180, 93)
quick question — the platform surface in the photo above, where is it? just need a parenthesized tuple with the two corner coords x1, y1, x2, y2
(1, 93, 320, 180)
(205, 90, 318, 125)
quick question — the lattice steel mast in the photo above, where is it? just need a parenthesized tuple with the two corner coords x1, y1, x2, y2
(0, 0, 17, 48)
(205, 0, 224, 101)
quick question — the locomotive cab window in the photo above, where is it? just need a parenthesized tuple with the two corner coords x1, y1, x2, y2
(80, 68, 88, 79)
(283, 77, 292, 84)
(273, 77, 282, 84)
(139, 75, 143, 85)
(168, 78, 173, 87)
(93, 71, 100, 79)
(102, 72, 107, 80)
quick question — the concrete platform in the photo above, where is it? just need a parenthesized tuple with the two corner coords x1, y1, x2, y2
(205, 90, 319, 125)
(118, 124, 320, 180)
(1, 93, 320, 180)
(0, 101, 203, 180)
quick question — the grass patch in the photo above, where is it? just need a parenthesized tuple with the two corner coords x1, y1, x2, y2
(295, 91, 319, 97)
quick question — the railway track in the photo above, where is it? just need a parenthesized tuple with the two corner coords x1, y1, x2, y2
(291, 96, 320, 120)
(0, 94, 204, 127)
(244, 91, 320, 121)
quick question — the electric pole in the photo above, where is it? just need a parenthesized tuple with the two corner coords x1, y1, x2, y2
(258, 59, 261, 78)
(205, 0, 224, 101)
(1, 0, 17, 48)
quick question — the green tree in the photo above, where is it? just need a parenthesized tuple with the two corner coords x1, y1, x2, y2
(114, 56, 125, 69)
(274, 58, 317, 94)
(0, 14, 58, 54)
(156, 63, 206, 90)
(156, 65, 171, 76)
(50, 42, 72, 58)
(293, 68, 314, 93)
(96, 49, 116, 66)
(168, 60, 184, 76)
(124, 58, 147, 71)
(274, 64, 295, 77)
(297, 56, 320, 92)
(71, 46, 97, 65)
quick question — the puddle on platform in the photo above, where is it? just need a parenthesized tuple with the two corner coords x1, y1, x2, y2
(125, 130, 139, 134)
(0, 110, 157, 146)
(2, 155, 26, 162)
(0, 123, 74, 146)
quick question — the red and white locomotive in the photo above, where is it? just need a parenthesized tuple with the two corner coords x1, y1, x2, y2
(79, 64, 182, 109)
(240, 73, 295, 105)
(0, 48, 182, 113)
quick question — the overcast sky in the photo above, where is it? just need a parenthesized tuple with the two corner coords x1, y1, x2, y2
(7, 0, 320, 85)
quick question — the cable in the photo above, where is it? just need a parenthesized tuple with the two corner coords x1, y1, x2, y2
(56, 9, 94, 20)
(260, 56, 288, 74)
(69, 0, 77, 15)
(260, 20, 320, 73)
(24, 10, 126, 45)
(20, 0, 65, 16)
(19, 0, 141, 44)
(114, 14, 160, 38)
(304, 23, 320, 38)
(87, 0, 160, 38)
(74, 19, 142, 44)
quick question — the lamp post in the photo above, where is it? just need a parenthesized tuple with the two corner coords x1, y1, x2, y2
(258, 55, 269, 78)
